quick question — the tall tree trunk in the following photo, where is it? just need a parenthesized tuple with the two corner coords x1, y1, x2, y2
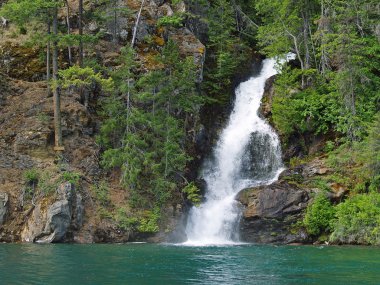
(131, 0, 146, 48)
(65, 0, 72, 65)
(284, 25, 305, 88)
(113, 0, 118, 44)
(78, 0, 86, 109)
(318, 0, 330, 75)
(78, 0, 83, 67)
(302, 11, 310, 70)
(46, 21, 52, 97)
(53, 6, 63, 150)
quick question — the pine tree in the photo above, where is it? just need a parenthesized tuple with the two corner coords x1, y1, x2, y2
(99, 41, 204, 211)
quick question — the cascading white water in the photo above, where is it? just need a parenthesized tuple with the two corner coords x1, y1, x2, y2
(183, 57, 293, 246)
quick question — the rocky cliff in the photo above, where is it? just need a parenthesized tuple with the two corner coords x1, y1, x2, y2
(0, 0, 207, 243)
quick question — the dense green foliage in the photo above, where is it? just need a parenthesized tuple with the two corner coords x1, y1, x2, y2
(97, 41, 204, 229)
(303, 193, 335, 236)
(202, 0, 252, 104)
(326, 118, 380, 193)
(253, 0, 380, 243)
(331, 193, 380, 245)
(252, 0, 380, 143)
(3, 0, 379, 239)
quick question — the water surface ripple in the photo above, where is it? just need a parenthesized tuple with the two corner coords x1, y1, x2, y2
(0, 244, 379, 284)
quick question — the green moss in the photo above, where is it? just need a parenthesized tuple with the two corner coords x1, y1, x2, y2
(0, 43, 45, 80)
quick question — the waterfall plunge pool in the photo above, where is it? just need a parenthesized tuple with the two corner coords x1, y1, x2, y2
(1, 243, 379, 284)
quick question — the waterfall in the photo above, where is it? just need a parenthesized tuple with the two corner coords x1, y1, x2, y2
(183, 56, 293, 246)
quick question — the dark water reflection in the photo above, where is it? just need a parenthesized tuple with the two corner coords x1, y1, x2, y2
(0, 243, 379, 284)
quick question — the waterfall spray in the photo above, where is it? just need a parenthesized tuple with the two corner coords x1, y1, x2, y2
(183, 56, 294, 246)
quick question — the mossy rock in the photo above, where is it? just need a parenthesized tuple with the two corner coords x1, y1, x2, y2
(0, 42, 45, 81)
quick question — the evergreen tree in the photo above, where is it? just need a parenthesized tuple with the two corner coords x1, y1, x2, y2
(99, 41, 204, 213)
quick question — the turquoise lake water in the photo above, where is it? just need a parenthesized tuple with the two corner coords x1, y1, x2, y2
(0, 243, 379, 284)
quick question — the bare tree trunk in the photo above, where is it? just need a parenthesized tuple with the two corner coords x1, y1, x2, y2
(131, 0, 146, 48)
(302, 11, 310, 70)
(78, 0, 86, 109)
(47, 21, 52, 97)
(164, 103, 170, 178)
(113, 0, 118, 44)
(78, 0, 83, 67)
(284, 25, 305, 88)
(65, 0, 72, 65)
(53, 6, 63, 150)
(318, 0, 330, 75)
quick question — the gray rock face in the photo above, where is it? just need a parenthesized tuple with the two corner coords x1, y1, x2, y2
(237, 181, 310, 244)
(22, 182, 84, 243)
(0, 192, 8, 225)
(42, 200, 72, 242)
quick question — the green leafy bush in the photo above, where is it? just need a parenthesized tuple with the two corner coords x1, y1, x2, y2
(39, 171, 58, 195)
(303, 194, 335, 236)
(182, 182, 201, 206)
(114, 207, 138, 231)
(60, 171, 81, 187)
(157, 14, 184, 27)
(330, 193, 380, 245)
(272, 67, 340, 139)
(91, 181, 110, 206)
(138, 208, 160, 233)
(23, 168, 39, 184)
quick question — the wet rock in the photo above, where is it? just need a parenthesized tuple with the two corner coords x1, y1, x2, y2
(237, 181, 311, 244)
(260, 75, 276, 118)
(0, 192, 9, 225)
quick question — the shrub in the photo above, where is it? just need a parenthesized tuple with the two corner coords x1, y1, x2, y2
(39, 171, 58, 195)
(91, 181, 110, 206)
(182, 182, 201, 206)
(303, 193, 335, 236)
(23, 168, 39, 184)
(138, 209, 160, 233)
(330, 193, 380, 245)
(114, 207, 138, 231)
(157, 14, 184, 28)
(60, 171, 81, 187)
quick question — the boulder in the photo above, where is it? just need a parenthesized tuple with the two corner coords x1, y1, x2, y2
(21, 203, 47, 242)
(169, 28, 205, 82)
(22, 182, 84, 243)
(302, 158, 330, 177)
(32, 200, 72, 244)
(237, 181, 310, 244)
(327, 183, 347, 201)
(0, 192, 8, 225)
